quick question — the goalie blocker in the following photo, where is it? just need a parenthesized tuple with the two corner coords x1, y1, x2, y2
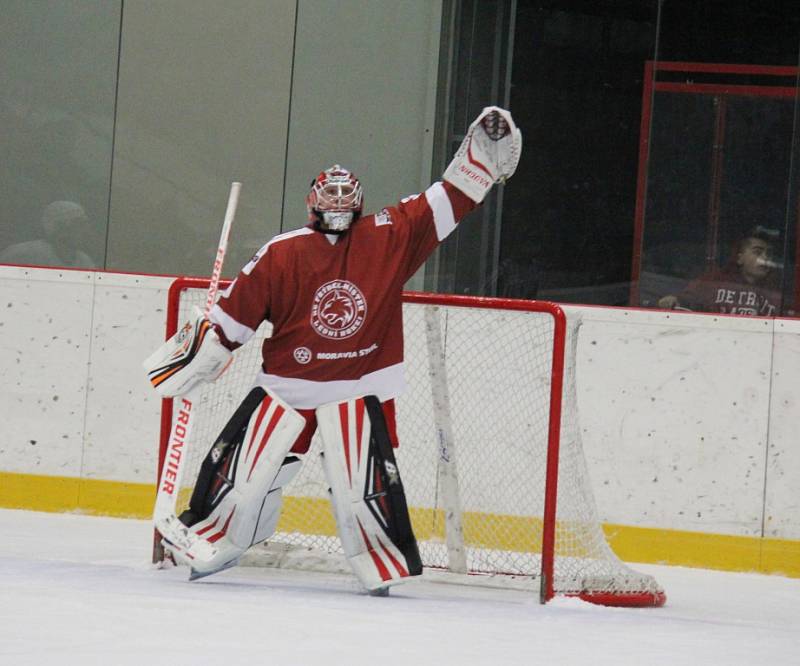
(143, 306, 232, 398)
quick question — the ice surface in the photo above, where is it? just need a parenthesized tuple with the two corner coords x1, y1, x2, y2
(0, 509, 797, 666)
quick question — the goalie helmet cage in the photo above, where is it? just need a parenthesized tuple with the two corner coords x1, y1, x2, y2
(155, 277, 665, 607)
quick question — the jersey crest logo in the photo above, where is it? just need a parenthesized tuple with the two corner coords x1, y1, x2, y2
(310, 280, 367, 339)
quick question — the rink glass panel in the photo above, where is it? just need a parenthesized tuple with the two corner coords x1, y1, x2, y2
(632, 62, 798, 314)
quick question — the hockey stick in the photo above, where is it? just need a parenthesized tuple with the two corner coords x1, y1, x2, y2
(153, 182, 241, 561)
(203, 182, 241, 317)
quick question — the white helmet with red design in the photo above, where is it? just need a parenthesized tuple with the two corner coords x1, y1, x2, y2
(306, 164, 364, 232)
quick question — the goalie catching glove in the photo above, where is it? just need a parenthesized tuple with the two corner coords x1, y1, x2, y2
(443, 106, 522, 203)
(143, 307, 232, 397)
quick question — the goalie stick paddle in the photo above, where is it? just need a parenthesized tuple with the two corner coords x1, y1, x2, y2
(153, 182, 241, 563)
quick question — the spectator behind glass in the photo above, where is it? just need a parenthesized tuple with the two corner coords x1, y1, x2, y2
(657, 226, 781, 316)
(0, 200, 95, 269)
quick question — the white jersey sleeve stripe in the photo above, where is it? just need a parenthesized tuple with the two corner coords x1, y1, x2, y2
(243, 227, 315, 276)
(209, 303, 256, 346)
(425, 181, 457, 241)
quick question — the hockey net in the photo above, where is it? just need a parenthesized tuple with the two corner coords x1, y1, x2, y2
(155, 277, 665, 606)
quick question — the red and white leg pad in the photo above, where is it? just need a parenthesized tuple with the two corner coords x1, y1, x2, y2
(316, 395, 422, 593)
(158, 387, 305, 579)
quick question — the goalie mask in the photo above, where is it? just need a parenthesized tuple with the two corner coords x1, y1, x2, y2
(306, 164, 363, 232)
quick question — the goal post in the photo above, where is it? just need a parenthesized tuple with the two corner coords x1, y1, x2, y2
(406, 290, 569, 603)
(154, 277, 665, 607)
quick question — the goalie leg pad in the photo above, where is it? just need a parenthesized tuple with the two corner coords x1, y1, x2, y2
(144, 306, 233, 397)
(316, 395, 422, 593)
(159, 387, 306, 578)
(443, 106, 523, 203)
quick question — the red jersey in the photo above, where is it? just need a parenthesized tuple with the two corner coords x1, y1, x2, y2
(209, 181, 475, 408)
(677, 270, 781, 316)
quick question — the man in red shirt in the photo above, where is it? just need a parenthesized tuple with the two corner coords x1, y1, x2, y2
(657, 227, 782, 316)
(146, 106, 522, 592)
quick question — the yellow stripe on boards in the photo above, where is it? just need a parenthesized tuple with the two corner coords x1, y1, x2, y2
(0, 471, 154, 517)
(602, 523, 800, 578)
(1, 471, 797, 577)
(278, 496, 337, 536)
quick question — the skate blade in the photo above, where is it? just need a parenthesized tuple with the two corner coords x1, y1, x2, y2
(188, 557, 239, 581)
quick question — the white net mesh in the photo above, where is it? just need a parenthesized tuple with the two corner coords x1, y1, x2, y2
(160, 281, 663, 604)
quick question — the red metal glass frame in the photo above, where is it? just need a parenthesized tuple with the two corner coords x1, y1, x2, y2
(630, 61, 800, 309)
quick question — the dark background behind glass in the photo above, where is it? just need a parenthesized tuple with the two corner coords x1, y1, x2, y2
(442, 0, 800, 315)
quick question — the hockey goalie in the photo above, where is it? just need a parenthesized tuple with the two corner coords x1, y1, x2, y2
(144, 107, 522, 594)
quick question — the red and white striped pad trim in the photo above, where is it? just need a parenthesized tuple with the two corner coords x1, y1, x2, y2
(242, 393, 287, 482)
(317, 396, 414, 589)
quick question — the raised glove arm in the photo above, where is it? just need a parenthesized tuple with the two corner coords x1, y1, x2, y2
(443, 106, 523, 203)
